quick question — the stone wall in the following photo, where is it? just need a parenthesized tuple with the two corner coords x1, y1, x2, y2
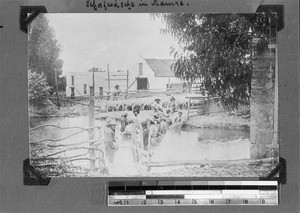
(250, 40, 277, 159)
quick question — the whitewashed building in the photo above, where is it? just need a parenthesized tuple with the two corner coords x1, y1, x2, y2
(128, 58, 183, 91)
(65, 58, 184, 97)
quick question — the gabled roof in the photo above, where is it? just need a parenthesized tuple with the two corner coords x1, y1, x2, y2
(144, 58, 175, 77)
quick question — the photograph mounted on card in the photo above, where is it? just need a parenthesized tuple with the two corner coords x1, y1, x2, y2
(28, 13, 279, 177)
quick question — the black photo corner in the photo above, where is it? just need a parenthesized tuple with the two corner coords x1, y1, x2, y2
(0, 0, 298, 212)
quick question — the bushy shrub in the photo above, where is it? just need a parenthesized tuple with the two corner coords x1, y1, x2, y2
(28, 70, 52, 101)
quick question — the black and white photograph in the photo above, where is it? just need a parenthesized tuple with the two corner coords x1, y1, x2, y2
(28, 13, 279, 177)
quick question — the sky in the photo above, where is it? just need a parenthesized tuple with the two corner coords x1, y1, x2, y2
(46, 13, 177, 75)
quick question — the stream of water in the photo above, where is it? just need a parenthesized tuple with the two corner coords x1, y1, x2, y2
(30, 116, 250, 176)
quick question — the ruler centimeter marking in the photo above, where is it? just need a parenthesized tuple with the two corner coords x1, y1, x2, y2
(108, 181, 278, 206)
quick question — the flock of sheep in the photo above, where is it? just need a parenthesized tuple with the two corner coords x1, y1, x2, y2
(95, 95, 189, 112)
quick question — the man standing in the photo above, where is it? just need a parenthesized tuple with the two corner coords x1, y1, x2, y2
(122, 120, 134, 137)
(104, 118, 118, 163)
(158, 117, 168, 135)
(120, 112, 129, 133)
(113, 84, 122, 96)
(141, 121, 150, 151)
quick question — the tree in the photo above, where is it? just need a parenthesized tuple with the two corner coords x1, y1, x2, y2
(152, 13, 276, 110)
(28, 14, 64, 95)
(58, 76, 66, 93)
(28, 70, 51, 101)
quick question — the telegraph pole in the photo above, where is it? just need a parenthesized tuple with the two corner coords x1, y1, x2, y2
(126, 69, 129, 90)
(107, 64, 110, 93)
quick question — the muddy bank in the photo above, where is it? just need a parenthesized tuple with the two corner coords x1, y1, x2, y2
(150, 161, 276, 177)
(29, 99, 90, 118)
(185, 112, 250, 129)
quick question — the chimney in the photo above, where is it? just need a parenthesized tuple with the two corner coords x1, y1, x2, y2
(139, 63, 143, 76)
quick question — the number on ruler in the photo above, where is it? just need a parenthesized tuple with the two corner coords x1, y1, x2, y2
(226, 199, 231, 204)
(123, 200, 129, 205)
(243, 199, 248, 204)
(114, 200, 122, 205)
(158, 199, 163, 204)
(210, 199, 214, 204)
(260, 198, 265, 204)
(192, 199, 197, 204)
(176, 199, 180, 204)
(141, 200, 147, 205)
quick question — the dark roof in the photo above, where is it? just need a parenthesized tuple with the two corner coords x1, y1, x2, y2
(144, 58, 175, 77)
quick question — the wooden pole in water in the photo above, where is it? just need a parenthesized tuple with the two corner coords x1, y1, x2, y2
(187, 97, 190, 119)
(89, 86, 95, 171)
(88, 68, 96, 171)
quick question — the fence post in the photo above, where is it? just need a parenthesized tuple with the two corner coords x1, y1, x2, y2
(89, 86, 96, 171)
(187, 97, 190, 119)
(205, 97, 209, 115)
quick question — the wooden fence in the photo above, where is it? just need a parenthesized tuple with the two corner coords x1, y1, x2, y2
(29, 124, 107, 175)
(187, 96, 220, 118)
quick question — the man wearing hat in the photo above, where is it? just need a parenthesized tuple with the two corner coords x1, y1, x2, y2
(170, 96, 178, 112)
(113, 84, 122, 98)
(173, 111, 183, 123)
(104, 118, 118, 163)
(151, 98, 163, 112)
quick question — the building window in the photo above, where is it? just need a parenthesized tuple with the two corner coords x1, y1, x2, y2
(71, 75, 74, 86)
(84, 84, 87, 94)
(89, 86, 94, 94)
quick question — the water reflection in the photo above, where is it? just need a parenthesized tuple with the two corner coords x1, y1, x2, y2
(151, 128, 250, 162)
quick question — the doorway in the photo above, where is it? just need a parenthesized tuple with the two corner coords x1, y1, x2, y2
(136, 78, 148, 90)
(70, 87, 75, 98)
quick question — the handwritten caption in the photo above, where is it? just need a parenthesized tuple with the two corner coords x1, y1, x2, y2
(86, 0, 190, 11)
